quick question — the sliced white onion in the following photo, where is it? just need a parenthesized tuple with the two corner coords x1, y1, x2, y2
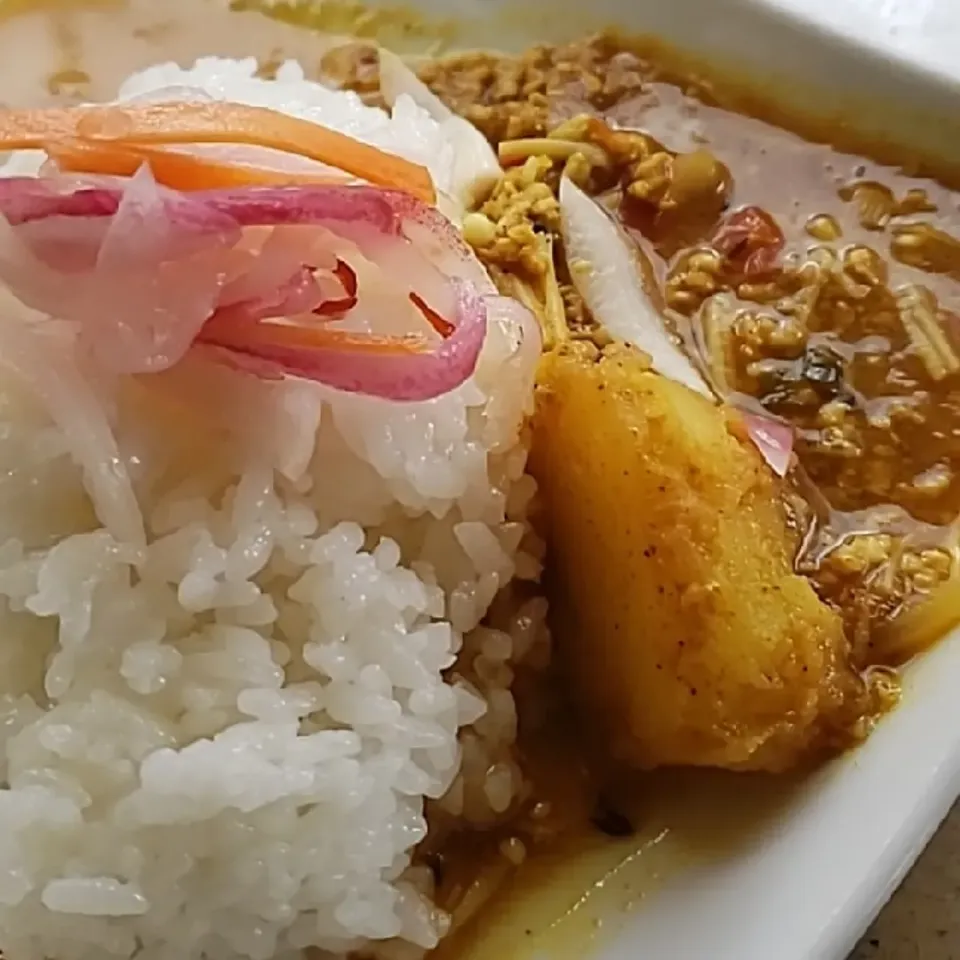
(559, 177, 799, 477)
(559, 176, 712, 399)
(0, 290, 145, 548)
(379, 49, 501, 211)
(378, 50, 454, 124)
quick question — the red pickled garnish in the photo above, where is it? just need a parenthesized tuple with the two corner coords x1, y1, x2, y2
(410, 290, 455, 338)
(313, 258, 359, 317)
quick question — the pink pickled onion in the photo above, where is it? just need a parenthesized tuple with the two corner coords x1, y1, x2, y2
(0, 177, 123, 224)
(0, 174, 496, 401)
(741, 411, 794, 477)
(201, 279, 486, 401)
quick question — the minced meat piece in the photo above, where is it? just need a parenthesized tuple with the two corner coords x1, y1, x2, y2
(416, 35, 651, 144)
(470, 156, 561, 277)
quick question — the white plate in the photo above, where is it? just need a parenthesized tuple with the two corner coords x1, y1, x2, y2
(399, 1, 960, 957)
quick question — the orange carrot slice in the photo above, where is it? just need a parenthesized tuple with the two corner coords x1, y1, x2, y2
(46, 139, 352, 192)
(0, 101, 436, 203)
(201, 319, 428, 356)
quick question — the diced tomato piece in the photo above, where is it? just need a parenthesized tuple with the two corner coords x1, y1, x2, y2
(712, 205, 784, 276)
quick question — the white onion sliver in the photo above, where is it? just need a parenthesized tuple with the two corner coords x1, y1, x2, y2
(378, 49, 454, 123)
(742, 411, 794, 478)
(379, 49, 501, 209)
(559, 176, 712, 399)
(440, 116, 503, 207)
(557, 178, 799, 477)
(0, 296, 145, 547)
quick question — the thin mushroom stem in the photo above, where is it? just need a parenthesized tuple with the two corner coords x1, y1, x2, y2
(540, 234, 569, 350)
(498, 137, 608, 169)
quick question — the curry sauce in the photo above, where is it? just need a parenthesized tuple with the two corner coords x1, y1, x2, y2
(403, 36, 960, 668)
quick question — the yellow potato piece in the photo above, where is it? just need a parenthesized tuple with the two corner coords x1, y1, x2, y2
(531, 341, 870, 772)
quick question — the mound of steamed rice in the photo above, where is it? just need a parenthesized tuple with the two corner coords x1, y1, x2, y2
(0, 58, 546, 960)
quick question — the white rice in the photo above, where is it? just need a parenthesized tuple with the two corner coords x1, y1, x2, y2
(0, 58, 547, 960)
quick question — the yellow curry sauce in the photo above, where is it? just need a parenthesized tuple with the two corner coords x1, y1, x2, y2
(407, 38, 960, 670)
(3, 3, 960, 958)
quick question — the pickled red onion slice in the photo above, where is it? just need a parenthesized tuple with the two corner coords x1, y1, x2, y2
(0, 174, 504, 401)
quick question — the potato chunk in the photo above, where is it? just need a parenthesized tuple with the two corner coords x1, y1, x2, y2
(531, 342, 869, 771)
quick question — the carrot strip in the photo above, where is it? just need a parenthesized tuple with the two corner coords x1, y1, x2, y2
(200, 317, 428, 356)
(46, 139, 352, 192)
(0, 101, 436, 203)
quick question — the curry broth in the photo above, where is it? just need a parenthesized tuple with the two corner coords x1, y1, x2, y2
(1, 3, 959, 959)
(414, 36, 960, 666)
(430, 768, 801, 960)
